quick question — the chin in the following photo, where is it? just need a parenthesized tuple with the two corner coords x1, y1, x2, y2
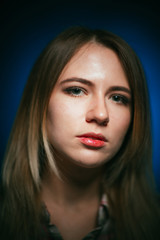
(71, 157, 109, 169)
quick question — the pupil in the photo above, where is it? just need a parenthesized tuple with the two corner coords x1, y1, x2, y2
(74, 88, 80, 94)
(115, 96, 119, 100)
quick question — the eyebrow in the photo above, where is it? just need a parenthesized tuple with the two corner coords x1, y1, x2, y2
(107, 86, 131, 95)
(60, 78, 94, 86)
(60, 77, 131, 95)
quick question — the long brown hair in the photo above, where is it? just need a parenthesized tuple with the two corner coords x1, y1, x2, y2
(0, 26, 160, 240)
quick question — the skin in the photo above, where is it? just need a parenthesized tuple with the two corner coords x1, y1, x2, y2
(42, 43, 132, 240)
(47, 43, 132, 170)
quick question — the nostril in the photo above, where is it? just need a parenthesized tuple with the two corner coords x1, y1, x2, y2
(86, 119, 91, 123)
(102, 119, 109, 126)
(98, 117, 109, 126)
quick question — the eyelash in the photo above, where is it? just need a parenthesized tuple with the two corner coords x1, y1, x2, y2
(63, 87, 130, 105)
(63, 86, 87, 97)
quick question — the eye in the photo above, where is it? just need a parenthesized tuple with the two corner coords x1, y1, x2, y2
(110, 94, 129, 105)
(64, 87, 86, 97)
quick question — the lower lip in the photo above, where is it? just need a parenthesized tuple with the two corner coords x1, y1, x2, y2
(78, 137, 105, 147)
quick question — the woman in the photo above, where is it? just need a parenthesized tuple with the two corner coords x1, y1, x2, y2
(0, 26, 160, 240)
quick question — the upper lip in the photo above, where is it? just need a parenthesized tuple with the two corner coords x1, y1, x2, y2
(77, 132, 107, 142)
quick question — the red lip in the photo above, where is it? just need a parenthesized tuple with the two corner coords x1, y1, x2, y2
(77, 132, 107, 148)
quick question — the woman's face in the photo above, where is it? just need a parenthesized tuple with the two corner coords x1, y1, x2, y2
(47, 43, 132, 169)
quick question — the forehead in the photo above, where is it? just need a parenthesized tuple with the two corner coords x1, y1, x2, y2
(61, 43, 120, 72)
(57, 43, 129, 88)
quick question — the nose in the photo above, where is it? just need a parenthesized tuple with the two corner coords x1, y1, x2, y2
(86, 95, 109, 126)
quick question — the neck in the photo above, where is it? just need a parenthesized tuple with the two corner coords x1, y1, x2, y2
(41, 163, 105, 240)
(41, 157, 104, 206)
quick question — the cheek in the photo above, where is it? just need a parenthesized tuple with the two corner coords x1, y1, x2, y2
(119, 114, 131, 131)
(108, 111, 131, 158)
(110, 108, 131, 137)
(47, 102, 69, 132)
(47, 99, 83, 138)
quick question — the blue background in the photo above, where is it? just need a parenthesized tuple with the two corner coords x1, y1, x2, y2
(0, 1, 160, 191)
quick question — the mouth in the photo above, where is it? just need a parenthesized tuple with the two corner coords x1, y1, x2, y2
(77, 132, 107, 148)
